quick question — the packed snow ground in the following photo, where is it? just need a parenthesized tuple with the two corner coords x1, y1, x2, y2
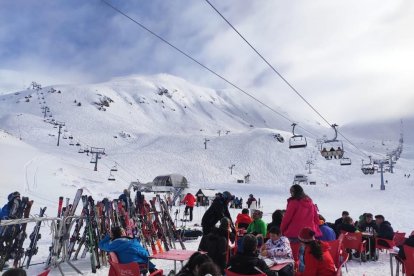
(0, 74, 413, 275)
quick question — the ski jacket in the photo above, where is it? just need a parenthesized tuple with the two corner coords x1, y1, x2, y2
(235, 213, 253, 229)
(302, 241, 337, 276)
(280, 197, 321, 239)
(227, 252, 276, 276)
(181, 193, 196, 207)
(0, 198, 21, 220)
(263, 236, 293, 260)
(377, 221, 394, 240)
(246, 197, 257, 207)
(318, 224, 336, 241)
(99, 235, 149, 265)
(201, 196, 232, 232)
(198, 227, 228, 272)
(247, 219, 267, 237)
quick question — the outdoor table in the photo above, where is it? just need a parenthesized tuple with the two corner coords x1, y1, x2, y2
(270, 261, 293, 272)
(362, 232, 374, 260)
(150, 249, 200, 273)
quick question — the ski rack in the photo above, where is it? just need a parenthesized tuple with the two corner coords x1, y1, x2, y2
(0, 216, 87, 276)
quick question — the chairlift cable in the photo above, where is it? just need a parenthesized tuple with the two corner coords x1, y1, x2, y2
(100, 0, 317, 139)
(204, 0, 370, 158)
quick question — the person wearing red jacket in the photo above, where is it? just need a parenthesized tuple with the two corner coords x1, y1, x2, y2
(280, 184, 321, 241)
(181, 193, 196, 221)
(297, 227, 336, 276)
(235, 208, 253, 229)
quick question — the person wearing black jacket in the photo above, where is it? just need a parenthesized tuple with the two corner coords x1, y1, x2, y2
(375, 215, 394, 240)
(198, 218, 231, 273)
(201, 191, 234, 236)
(334, 211, 349, 237)
(375, 214, 394, 251)
(227, 234, 277, 276)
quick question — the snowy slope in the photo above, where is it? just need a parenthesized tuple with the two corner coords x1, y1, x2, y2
(0, 74, 413, 275)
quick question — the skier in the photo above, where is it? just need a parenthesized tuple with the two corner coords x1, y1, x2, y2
(181, 193, 196, 222)
(201, 191, 235, 236)
(246, 194, 256, 209)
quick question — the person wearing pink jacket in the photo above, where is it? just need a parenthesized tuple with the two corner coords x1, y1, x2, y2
(280, 184, 321, 241)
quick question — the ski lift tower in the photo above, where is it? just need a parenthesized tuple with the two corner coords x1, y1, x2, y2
(55, 121, 65, 146)
(90, 147, 105, 171)
(379, 160, 385, 191)
(306, 160, 314, 174)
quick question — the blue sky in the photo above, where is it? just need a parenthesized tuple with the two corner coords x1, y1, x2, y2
(1, 0, 414, 123)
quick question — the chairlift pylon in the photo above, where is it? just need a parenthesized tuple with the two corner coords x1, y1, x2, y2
(289, 123, 307, 149)
(320, 124, 344, 160)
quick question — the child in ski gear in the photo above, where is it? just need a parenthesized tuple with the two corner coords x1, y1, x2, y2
(297, 227, 336, 276)
(198, 217, 231, 273)
(280, 185, 321, 241)
(227, 234, 276, 276)
(247, 210, 267, 246)
(201, 191, 235, 236)
(98, 226, 156, 272)
(181, 193, 196, 221)
(318, 215, 336, 241)
(261, 226, 294, 276)
(235, 208, 252, 229)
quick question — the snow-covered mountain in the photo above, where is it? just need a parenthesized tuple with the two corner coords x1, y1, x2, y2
(0, 74, 412, 275)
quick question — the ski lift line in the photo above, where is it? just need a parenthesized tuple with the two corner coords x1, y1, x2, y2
(204, 0, 371, 159)
(100, 0, 318, 139)
(204, 0, 331, 127)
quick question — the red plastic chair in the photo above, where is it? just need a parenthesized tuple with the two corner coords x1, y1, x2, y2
(402, 245, 414, 276)
(225, 268, 266, 276)
(108, 252, 148, 276)
(342, 232, 366, 264)
(393, 232, 406, 247)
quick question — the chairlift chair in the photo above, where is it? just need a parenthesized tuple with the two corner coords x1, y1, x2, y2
(111, 164, 118, 172)
(69, 141, 74, 146)
(108, 172, 116, 181)
(62, 134, 67, 139)
(340, 157, 352, 166)
(78, 148, 84, 153)
(320, 124, 344, 160)
(289, 123, 307, 149)
(68, 135, 73, 139)
(76, 142, 81, 146)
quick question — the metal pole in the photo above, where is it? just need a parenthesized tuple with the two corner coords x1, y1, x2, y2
(380, 162, 385, 190)
(57, 125, 62, 146)
(94, 153, 98, 171)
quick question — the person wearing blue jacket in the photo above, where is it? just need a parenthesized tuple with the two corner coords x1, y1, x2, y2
(99, 226, 156, 272)
(318, 215, 336, 241)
